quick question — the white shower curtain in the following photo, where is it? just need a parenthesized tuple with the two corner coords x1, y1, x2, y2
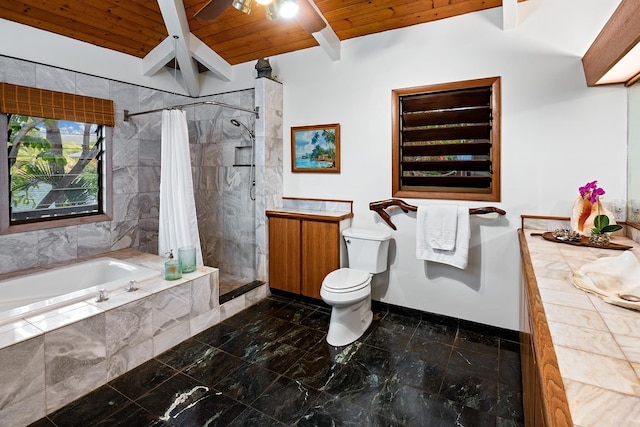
(158, 109, 203, 266)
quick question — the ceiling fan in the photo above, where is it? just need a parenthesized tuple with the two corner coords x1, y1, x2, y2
(194, 0, 327, 34)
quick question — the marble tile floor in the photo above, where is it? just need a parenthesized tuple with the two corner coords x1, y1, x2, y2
(28, 295, 523, 427)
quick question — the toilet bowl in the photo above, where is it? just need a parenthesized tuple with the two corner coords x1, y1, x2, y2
(321, 228, 391, 347)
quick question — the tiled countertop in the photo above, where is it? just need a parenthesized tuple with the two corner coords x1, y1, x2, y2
(522, 230, 640, 426)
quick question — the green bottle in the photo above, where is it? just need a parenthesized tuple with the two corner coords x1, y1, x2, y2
(164, 249, 182, 280)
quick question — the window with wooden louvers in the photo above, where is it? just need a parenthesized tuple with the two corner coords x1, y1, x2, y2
(392, 77, 500, 202)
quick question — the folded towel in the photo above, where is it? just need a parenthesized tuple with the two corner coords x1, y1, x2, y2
(427, 205, 458, 250)
(571, 251, 640, 311)
(416, 205, 470, 269)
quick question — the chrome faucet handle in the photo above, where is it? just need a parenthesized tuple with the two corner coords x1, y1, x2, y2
(96, 289, 109, 302)
(125, 280, 138, 292)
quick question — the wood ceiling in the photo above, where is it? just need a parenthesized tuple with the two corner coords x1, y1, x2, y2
(1, 0, 505, 66)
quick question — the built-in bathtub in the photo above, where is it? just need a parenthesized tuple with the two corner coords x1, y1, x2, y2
(0, 249, 269, 427)
(0, 257, 161, 326)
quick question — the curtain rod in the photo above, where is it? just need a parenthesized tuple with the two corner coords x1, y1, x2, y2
(123, 101, 259, 122)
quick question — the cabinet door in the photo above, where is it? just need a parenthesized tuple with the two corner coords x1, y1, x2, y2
(301, 220, 340, 299)
(268, 217, 301, 294)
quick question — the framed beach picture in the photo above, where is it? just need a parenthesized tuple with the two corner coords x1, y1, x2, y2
(291, 123, 340, 173)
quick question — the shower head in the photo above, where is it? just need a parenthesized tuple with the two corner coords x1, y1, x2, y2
(230, 119, 255, 139)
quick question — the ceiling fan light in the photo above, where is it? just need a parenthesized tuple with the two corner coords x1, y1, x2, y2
(265, 0, 281, 20)
(232, 0, 253, 15)
(278, 0, 299, 19)
(256, 0, 272, 5)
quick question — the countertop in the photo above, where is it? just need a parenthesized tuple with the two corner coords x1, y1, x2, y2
(521, 230, 640, 426)
(265, 208, 353, 221)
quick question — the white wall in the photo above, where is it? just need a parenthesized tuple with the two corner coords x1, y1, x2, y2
(267, 0, 627, 330)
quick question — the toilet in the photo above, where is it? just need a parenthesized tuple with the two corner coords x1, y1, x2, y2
(320, 227, 392, 347)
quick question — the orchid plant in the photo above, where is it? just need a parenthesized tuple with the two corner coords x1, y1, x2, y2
(578, 180, 622, 235)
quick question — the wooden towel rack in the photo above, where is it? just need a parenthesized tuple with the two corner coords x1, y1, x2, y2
(369, 198, 507, 230)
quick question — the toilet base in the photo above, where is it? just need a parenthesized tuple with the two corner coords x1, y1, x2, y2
(326, 295, 373, 347)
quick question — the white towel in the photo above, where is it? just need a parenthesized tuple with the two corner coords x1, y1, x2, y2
(416, 205, 470, 269)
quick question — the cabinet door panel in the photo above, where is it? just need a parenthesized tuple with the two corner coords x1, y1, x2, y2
(268, 217, 301, 293)
(301, 221, 340, 298)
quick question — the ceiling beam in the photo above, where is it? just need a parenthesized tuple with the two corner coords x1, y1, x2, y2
(143, 37, 176, 77)
(307, 0, 341, 61)
(502, 0, 518, 30)
(189, 33, 232, 82)
(157, 0, 200, 96)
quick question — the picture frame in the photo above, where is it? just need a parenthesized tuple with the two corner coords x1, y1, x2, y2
(291, 123, 340, 173)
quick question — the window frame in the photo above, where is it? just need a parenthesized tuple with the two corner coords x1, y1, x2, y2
(392, 77, 501, 202)
(0, 114, 113, 234)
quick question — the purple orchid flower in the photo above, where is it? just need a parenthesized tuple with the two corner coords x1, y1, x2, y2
(579, 180, 605, 203)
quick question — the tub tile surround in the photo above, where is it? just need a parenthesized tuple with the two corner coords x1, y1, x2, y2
(0, 249, 269, 426)
(522, 229, 640, 426)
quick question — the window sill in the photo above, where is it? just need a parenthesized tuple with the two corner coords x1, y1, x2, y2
(1, 213, 113, 235)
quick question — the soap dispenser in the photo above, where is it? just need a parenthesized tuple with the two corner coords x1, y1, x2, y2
(164, 250, 182, 280)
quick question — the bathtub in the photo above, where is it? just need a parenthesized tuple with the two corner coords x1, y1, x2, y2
(0, 257, 161, 325)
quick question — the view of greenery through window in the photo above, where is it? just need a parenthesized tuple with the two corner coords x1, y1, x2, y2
(7, 115, 103, 223)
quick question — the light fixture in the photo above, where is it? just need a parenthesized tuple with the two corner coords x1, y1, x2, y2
(256, 0, 272, 5)
(278, 0, 299, 19)
(265, 0, 280, 20)
(232, 0, 253, 15)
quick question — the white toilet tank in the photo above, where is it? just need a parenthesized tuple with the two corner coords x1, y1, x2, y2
(343, 228, 392, 274)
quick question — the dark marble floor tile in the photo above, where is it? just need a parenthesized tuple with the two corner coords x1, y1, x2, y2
(137, 373, 246, 426)
(251, 375, 321, 424)
(276, 324, 326, 351)
(155, 338, 215, 371)
(239, 296, 291, 317)
(362, 411, 405, 427)
(498, 383, 525, 422)
(182, 348, 249, 387)
(457, 404, 499, 427)
(376, 312, 421, 336)
(407, 335, 453, 366)
(48, 384, 131, 427)
(214, 363, 279, 405)
(500, 329, 521, 343)
(499, 356, 523, 389)
(284, 352, 342, 391)
(497, 416, 526, 426)
(372, 381, 465, 427)
(219, 328, 282, 359)
(300, 309, 331, 332)
(223, 309, 270, 331)
(364, 323, 412, 352)
(393, 354, 446, 394)
(93, 403, 169, 427)
(350, 343, 401, 378)
(413, 318, 458, 345)
(439, 368, 498, 414)
(252, 316, 298, 341)
(448, 347, 499, 381)
(235, 340, 306, 374)
(272, 301, 319, 324)
(323, 362, 387, 410)
(109, 359, 178, 401)
(228, 407, 287, 426)
(308, 339, 363, 364)
(454, 327, 500, 355)
(295, 392, 367, 426)
(192, 321, 241, 348)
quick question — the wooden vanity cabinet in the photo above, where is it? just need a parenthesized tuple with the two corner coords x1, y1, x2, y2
(267, 211, 351, 299)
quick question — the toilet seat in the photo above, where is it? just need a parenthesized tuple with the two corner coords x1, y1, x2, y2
(322, 268, 370, 293)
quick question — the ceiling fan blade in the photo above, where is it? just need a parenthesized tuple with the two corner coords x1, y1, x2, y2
(296, 0, 326, 33)
(194, 0, 234, 20)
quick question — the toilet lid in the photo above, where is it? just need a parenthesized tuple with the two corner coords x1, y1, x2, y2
(322, 268, 370, 292)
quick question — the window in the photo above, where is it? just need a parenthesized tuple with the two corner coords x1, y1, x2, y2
(0, 83, 114, 233)
(392, 77, 501, 201)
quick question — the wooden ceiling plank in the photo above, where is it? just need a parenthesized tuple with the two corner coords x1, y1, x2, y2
(0, 5, 158, 57)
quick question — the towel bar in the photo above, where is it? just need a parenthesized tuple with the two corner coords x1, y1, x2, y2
(369, 198, 506, 230)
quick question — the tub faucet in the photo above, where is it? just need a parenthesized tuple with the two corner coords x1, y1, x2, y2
(125, 280, 138, 292)
(95, 289, 109, 302)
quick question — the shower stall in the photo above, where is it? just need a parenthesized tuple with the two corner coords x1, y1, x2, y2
(188, 90, 260, 295)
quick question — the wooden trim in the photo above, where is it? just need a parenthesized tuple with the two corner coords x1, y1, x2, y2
(1, 214, 112, 235)
(266, 210, 353, 223)
(582, 0, 640, 86)
(518, 230, 573, 427)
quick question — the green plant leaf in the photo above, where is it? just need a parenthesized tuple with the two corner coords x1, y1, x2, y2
(601, 224, 623, 233)
(594, 214, 610, 230)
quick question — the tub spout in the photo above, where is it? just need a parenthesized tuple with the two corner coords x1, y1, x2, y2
(95, 289, 109, 302)
(125, 280, 138, 292)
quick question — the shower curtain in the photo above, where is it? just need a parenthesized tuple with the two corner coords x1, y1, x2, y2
(158, 109, 204, 266)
